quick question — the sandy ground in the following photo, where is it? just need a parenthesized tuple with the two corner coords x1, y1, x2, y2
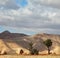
(0, 55, 60, 58)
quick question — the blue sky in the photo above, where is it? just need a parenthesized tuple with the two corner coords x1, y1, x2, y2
(16, 0, 27, 7)
(0, 0, 60, 35)
(0, 26, 5, 33)
(0, 26, 35, 35)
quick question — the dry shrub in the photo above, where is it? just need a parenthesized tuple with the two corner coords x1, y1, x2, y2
(20, 49, 24, 55)
(16, 49, 24, 55)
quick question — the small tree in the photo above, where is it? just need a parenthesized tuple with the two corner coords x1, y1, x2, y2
(43, 39, 52, 54)
(29, 42, 39, 55)
(29, 42, 33, 51)
(20, 49, 24, 55)
(31, 49, 39, 55)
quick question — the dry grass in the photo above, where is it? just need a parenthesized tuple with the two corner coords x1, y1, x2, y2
(0, 55, 60, 58)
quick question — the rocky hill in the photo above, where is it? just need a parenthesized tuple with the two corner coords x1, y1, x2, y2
(0, 31, 60, 54)
(0, 31, 28, 39)
(30, 33, 60, 54)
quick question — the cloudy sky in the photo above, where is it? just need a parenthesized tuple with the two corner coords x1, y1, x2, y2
(0, 0, 60, 35)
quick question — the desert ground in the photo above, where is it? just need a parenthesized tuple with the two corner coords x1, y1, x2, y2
(0, 55, 60, 58)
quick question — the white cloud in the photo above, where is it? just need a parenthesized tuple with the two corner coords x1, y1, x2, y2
(0, 0, 60, 34)
(0, 0, 19, 9)
(21, 8, 32, 15)
(0, 0, 8, 5)
(28, 0, 60, 8)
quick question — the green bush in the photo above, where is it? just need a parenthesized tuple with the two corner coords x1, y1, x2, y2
(43, 39, 52, 54)
(30, 49, 39, 55)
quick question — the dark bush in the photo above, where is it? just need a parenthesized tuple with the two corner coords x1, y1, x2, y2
(30, 49, 39, 55)
(20, 49, 24, 54)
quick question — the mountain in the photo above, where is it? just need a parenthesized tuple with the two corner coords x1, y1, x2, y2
(0, 31, 60, 54)
(0, 31, 28, 39)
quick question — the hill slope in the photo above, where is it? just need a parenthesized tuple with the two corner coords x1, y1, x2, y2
(0, 31, 28, 39)
(0, 31, 60, 54)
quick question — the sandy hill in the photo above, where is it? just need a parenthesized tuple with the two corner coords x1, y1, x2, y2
(30, 33, 60, 54)
(0, 31, 60, 54)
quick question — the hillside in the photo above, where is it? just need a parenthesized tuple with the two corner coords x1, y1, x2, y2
(0, 31, 60, 54)
(30, 33, 60, 54)
(0, 31, 28, 39)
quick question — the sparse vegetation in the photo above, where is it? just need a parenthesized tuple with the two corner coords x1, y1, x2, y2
(20, 49, 24, 55)
(29, 42, 39, 55)
(30, 49, 39, 55)
(43, 39, 52, 54)
(0, 31, 60, 55)
(29, 42, 33, 51)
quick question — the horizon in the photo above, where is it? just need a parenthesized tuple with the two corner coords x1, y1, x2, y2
(0, 0, 60, 35)
(0, 30, 60, 35)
